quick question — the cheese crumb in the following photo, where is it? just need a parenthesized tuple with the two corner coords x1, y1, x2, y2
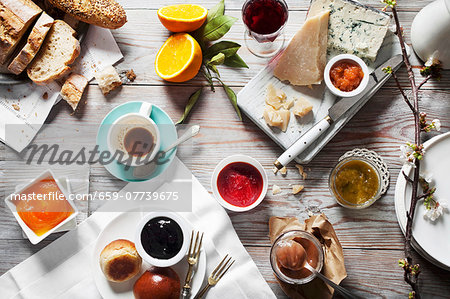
(279, 167, 287, 176)
(292, 97, 313, 118)
(295, 164, 307, 179)
(272, 184, 282, 195)
(263, 106, 290, 132)
(292, 185, 304, 194)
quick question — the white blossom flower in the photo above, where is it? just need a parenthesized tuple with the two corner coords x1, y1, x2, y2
(432, 119, 441, 131)
(439, 199, 448, 210)
(420, 171, 433, 183)
(400, 145, 415, 167)
(424, 204, 443, 221)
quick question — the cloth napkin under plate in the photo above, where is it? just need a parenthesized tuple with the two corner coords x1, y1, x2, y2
(0, 25, 123, 153)
(0, 158, 276, 299)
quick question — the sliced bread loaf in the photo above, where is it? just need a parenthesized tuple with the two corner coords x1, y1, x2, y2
(8, 12, 53, 75)
(61, 73, 88, 110)
(27, 20, 80, 85)
(0, 0, 42, 64)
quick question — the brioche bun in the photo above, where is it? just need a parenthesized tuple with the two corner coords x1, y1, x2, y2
(133, 267, 180, 299)
(99, 239, 142, 282)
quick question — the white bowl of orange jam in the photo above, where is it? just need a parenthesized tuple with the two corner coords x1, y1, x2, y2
(4, 169, 78, 244)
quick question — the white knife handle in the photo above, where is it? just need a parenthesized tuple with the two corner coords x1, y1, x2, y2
(274, 117, 332, 169)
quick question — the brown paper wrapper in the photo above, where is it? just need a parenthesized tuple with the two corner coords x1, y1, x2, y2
(269, 214, 347, 299)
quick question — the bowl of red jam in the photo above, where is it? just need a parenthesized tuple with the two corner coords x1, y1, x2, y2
(211, 155, 268, 212)
(324, 54, 369, 98)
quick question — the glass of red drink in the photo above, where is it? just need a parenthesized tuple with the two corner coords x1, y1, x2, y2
(242, 0, 289, 58)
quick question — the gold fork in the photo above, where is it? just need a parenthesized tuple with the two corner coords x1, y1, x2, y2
(182, 231, 204, 298)
(193, 254, 235, 299)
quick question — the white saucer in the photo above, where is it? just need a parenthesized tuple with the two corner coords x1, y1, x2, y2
(395, 132, 450, 270)
(92, 208, 206, 299)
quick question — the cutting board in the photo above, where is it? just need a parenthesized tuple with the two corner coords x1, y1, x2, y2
(237, 30, 407, 164)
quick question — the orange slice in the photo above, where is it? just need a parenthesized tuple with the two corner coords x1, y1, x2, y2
(157, 4, 207, 32)
(155, 33, 202, 83)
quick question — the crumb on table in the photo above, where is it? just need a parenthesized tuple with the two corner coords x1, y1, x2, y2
(126, 69, 136, 82)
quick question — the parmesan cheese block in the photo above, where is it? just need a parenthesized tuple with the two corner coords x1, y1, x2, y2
(292, 97, 313, 118)
(273, 10, 329, 86)
(265, 84, 286, 109)
(308, 0, 390, 61)
(263, 105, 290, 132)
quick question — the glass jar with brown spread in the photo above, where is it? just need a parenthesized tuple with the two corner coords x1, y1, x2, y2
(270, 230, 324, 285)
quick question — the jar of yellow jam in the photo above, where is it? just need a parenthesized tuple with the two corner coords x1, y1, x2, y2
(329, 157, 382, 209)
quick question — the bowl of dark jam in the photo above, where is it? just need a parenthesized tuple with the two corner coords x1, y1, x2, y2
(135, 212, 190, 267)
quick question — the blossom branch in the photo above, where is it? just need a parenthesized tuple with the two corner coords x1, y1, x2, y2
(417, 74, 432, 90)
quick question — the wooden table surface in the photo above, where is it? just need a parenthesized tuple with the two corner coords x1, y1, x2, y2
(1, 0, 450, 298)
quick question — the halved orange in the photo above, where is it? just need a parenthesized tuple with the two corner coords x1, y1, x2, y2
(155, 33, 202, 83)
(157, 4, 207, 32)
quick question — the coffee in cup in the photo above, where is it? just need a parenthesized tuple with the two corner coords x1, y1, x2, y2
(107, 102, 161, 167)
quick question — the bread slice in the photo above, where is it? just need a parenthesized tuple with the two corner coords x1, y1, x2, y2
(47, 0, 127, 29)
(61, 73, 88, 110)
(0, 0, 42, 64)
(7, 12, 53, 75)
(27, 20, 80, 85)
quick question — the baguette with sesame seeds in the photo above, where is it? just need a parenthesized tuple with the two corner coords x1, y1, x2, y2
(47, 0, 127, 29)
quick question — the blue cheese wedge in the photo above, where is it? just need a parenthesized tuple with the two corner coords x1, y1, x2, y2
(308, 0, 391, 61)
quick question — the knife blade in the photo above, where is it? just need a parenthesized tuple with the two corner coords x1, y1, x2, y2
(274, 54, 404, 170)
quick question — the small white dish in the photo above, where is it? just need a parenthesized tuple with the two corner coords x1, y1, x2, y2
(211, 154, 268, 212)
(135, 211, 190, 267)
(324, 54, 370, 98)
(18, 177, 77, 239)
(4, 169, 78, 245)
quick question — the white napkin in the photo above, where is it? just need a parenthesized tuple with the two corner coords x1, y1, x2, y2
(0, 158, 276, 299)
(0, 26, 123, 152)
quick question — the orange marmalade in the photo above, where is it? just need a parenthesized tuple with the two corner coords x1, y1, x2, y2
(14, 177, 74, 236)
(330, 61, 364, 92)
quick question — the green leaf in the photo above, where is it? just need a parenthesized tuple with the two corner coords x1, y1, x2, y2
(204, 41, 241, 59)
(208, 64, 221, 77)
(202, 15, 236, 41)
(176, 88, 203, 124)
(224, 53, 249, 68)
(222, 84, 242, 120)
(209, 53, 225, 65)
(206, 0, 225, 23)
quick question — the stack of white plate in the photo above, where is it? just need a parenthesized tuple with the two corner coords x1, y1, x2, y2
(395, 132, 450, 271)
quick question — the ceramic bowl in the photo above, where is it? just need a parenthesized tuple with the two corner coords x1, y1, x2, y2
(134, 211, 190, 267)
(4, 169, 78, 244)
(211, 154, 268, 212)
(324, 54, 370, 98)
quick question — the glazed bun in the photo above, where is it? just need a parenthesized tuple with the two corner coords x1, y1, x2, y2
(100, 239, 142, 282)
(133, 267, 180, 299)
